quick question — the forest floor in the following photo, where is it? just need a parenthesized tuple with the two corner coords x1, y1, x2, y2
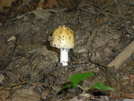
(0, 0, 134, 101)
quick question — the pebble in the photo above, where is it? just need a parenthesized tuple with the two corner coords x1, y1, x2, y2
(122, 98, 134, 101)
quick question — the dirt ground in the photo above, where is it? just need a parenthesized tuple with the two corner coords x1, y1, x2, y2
(0, 0, 134, 101)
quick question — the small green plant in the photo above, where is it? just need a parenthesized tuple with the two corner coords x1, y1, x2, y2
(61, 72, 116, 93)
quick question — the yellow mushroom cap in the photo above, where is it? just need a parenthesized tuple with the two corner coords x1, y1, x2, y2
(50, 26, 74, 49)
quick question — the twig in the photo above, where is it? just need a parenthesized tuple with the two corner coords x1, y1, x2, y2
(107, 41, 134, 69)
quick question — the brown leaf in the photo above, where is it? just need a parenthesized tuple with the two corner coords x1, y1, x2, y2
(0, 88, 10, 100)
(44, 0, 59, 8)
(0, 74, 5, 84)
(0, 0, 15, 11)
(41, 89, 51, 99)
(124, 94, 134, 99)
(11, 86, 40, 101)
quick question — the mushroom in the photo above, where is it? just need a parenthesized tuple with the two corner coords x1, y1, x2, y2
(49, 25, 74, 66)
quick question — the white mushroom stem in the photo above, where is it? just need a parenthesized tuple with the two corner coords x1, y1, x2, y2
(60, 49, 70, 66)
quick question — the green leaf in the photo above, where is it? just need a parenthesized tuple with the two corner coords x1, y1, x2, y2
(69, 72, 94, 87)
(61, 72, 94, 91)
(91, 82, 116, 90)
(62, 84, 73, 89)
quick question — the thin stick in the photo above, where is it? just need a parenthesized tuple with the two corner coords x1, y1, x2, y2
(107, 41, 134, 69)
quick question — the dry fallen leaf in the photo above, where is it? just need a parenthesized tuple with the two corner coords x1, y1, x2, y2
(0, 88, 11, 100)
(0, 74, 5, 83)
(0, 99, 11, 101)
(41, 89, 51, 99)
(44, 0, 59, 8)
(11, 86, 40, 101)
(0, 0, 15, 11)
(37, 0, 45, 9)
(124, 94, 134, 99)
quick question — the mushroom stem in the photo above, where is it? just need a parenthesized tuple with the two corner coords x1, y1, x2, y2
(60, 49, 70, 66)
